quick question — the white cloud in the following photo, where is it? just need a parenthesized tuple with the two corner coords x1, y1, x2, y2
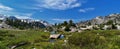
(0, 4, 13, 11)
(79, 8, 95, 13)
(52, 18, 71, 21)
(15, 15, 32, 19)
(35, 0, 83, 10)
(0, 4, 14, 16)
(52, 18, 84, 22)
(0, 9, 33, 19)
(0, 3, 34, 19)
(13, 13, 33, 19)
(17, 12, 35, 19)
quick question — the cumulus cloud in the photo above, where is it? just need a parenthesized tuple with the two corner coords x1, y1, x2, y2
(35, 0, 83, 10)
(79, 8, 95, 13)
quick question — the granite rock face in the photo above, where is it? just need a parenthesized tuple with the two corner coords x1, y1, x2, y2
(78, 13, 120, 25)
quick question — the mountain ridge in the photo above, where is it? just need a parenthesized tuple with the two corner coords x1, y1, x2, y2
(0, 14, 52, 29)
(78, 13, 120, 25)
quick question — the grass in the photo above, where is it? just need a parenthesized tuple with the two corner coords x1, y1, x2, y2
(68, 30, 120, 49)
(0, 29, 51, 49)
(0, 29, 120, 49)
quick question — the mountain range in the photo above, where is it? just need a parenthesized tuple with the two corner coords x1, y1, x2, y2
(78, 13, 120, 25)
(0, 14, 52, 29)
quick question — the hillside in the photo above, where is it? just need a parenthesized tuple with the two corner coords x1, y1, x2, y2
(78, 13, 120, 25)
(0, 14, 52, 29)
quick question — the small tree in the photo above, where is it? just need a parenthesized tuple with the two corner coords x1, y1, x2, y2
(63, 21, 68, 26)
(69, 20, 76, 27)
(54, 23, 57, 26)
(99, 24, 104, 30)
(64, 26, 71, 31)
(106, 20, 113, 25)
(88, 22, 91, 26)
(112, 24, 117, 29)
(69, 20, 73, 25)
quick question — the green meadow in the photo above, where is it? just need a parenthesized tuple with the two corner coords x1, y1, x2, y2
(0, 29, 120, 49)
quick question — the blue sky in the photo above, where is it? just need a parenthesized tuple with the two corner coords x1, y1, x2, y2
(0, 0, 120, 24)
